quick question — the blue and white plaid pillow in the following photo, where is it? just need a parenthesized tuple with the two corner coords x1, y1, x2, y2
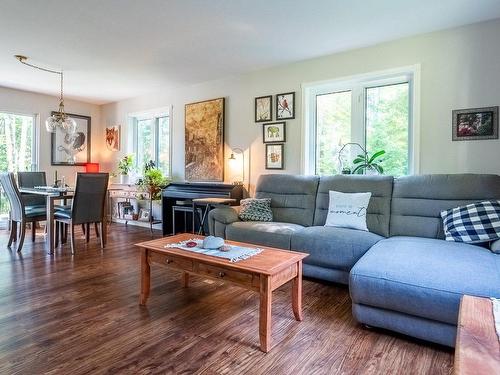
(441, 201, 500, 243)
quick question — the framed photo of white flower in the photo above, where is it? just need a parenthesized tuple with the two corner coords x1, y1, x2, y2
(263, 122, 286, 143)
(265, 144, 284, 170)
(255, 95, 272, 122)
(276, 92, 295, 120)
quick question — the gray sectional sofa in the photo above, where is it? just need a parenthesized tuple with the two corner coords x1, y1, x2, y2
(208, 173, 500, 347)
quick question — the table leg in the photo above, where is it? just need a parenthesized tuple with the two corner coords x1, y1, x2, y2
(182, 272, 189, 288)
(259, 275, 272, 352)
(140, 248, 151, 305)
(102, 194, 108, 246)
(292, 261, 303, 321)
(46, 196, 55, 254)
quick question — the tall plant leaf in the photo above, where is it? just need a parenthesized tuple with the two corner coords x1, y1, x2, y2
(368, 150, 385, 164)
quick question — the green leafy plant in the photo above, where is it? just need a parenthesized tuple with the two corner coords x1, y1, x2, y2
(137, 164, 170, 201)
(117, 155, 134, 175)
(352, 150, 385, 174)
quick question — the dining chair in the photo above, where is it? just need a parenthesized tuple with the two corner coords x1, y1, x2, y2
(17, 171, 47, 207)
(54, 173, 109, 254)
(0, 172, 47, 252)
(17, 171, 48, 241)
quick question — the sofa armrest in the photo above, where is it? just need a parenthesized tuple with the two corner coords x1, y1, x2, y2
(208, 206, 241, 237)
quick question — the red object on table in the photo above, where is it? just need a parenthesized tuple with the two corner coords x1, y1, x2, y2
(85, 163, 100, 173)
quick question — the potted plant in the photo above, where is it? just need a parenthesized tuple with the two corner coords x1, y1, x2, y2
(352, 150, 385, 175)
(136, 161, 170, 219)
(138, 168, 169, 200)
(117, 155, 134, 184)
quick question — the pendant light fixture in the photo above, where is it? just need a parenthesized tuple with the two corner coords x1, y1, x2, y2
(15, 55, 76, 134)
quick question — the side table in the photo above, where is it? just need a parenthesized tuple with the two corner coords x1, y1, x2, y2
(192, 197, 236, 235)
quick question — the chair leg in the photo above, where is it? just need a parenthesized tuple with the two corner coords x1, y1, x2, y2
(85, 223, 90, 243)
(94, 223, 100, 238)
(70, 224, 76, 255)
(99, 222, 104, 249)
(7, 221, 17, 247)
(55, 222, 59, 248)
(62, 224, 68, 244)
(32, 222, 36, 242)
(17, 223, 26, 253)
(81, 224, 86, 236)
(14, 222, 19, 242)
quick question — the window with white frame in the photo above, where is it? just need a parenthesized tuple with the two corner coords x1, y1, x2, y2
(303, 67, 418, 176)
(0, 111, 38, 217)
(131, 109, 171, 176)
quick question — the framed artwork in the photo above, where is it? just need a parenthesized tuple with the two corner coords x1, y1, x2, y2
(276, 92, 295, 120)
(138, 208, 150, 221)
(185, 97, 225, 181)
(255, 95, 272, 122)
(452, 106, 498, 141)
(263, 122, 286, 143)
(105, 125, 120, 151)
(51, 113, 91, 166)
(265, 144, 284, 170)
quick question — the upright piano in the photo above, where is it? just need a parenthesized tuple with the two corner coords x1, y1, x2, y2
(162, 182, 243, 235)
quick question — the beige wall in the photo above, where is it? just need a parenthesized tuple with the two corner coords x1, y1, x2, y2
(0, 86, 102, 184)
(101, 19, 500, 193)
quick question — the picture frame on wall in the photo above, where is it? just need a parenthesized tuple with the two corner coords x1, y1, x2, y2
(276, 92, 295, 120)
(185, 97, 225, 181)
(265, 143, 284, 170)
(105, 125, 120, 151)
(452, 106, 499, 141)
(263, 122, 286, 143)
(51, 113, 91, 166)
(255, 95, 272, 122)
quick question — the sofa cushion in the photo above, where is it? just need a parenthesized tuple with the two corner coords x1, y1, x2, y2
(390, 174, 500, 239)
(225, 221, 304, 249)
(441, 200, 500, 244)
(314, 175, 393, 237)
(325, 191, 371, 231)
(238, 198, 273, 222)
(350, 236, 500, 325)
(255, 174, 319, 227)
(290, 226, 383, 271)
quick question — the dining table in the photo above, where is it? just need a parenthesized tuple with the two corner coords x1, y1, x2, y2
(18, 186, 76, 254)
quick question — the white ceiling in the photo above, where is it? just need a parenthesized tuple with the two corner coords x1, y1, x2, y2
(1, 0, 500, 105)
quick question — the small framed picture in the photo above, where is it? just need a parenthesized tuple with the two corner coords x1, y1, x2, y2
(452, 106, 498, 141)
(276, 92, 295, 120)
(105, 125, 120, 151)
(265, 144, 284, 170)
(255, 95, 272, 122)
(263, 122, 286, 143)
(138, 209, 150, 222)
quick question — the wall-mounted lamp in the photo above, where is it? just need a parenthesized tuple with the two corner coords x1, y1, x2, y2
(228, 148, 245, 185)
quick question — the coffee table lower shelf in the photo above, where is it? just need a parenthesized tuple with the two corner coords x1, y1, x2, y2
(136, 234, 308, 353)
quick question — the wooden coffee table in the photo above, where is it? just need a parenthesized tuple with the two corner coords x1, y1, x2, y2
(135, 233, 308, 352)
(455, 295, 500, 374)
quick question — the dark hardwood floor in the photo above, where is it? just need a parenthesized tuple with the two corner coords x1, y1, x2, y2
(0, 224, 453, 374)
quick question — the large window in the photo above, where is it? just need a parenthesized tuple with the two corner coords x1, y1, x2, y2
(0, 111, 38, 217)
(131, 110, 171, 176)
(305, 67, 417, 176)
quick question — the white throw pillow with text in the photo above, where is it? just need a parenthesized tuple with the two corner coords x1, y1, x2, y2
(325, 190, 371, 231)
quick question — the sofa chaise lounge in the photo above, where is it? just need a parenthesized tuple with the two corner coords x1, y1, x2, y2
(208, 174, 500, 347)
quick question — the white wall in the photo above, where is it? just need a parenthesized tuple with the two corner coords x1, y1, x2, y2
(0, 86, 102, 184)
(100, 19, 500, 193)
